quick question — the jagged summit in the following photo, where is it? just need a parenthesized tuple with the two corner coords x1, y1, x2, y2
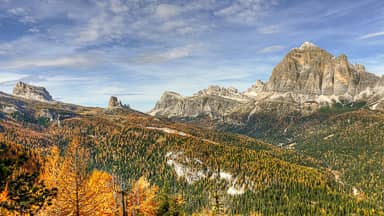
(108, 96, 130, 109)
(298, 41, 320, 50)
(244, 80, 265, 97)
(194, 85, 247, 101)
(264, 42, 378, 96)
(12, 81, 53, 102)
(108, 96, 122, 109)
(162, 91, 183, 99)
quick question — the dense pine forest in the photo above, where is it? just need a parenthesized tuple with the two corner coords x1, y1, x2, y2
(0, 95, 383, 215)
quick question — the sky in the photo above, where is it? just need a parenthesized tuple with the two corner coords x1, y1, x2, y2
(0, 0, 384, 111)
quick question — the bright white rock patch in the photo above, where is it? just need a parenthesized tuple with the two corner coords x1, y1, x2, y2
(146, 127, 189, 136)
(165, 151, 249, 195)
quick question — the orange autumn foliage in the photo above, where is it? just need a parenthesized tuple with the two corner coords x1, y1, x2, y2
(126, 177, 159, 216)
(0, 184, 8, 202)
(40, 140, 119, 215)
(85, 170, 118, 215)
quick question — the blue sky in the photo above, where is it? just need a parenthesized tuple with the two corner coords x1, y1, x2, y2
(0, 0, 383, 111)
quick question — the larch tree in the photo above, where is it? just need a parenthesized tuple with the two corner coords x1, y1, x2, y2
(41, 138, 118, 215)
(126, 177, 159, 216)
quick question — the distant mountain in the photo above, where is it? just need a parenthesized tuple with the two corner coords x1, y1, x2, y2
(148, 86, 248, 119)
(12, 81, 53, 102)
(149, 42, 384, 121)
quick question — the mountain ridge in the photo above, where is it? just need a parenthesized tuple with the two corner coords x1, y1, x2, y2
(149, 42, 384, 120)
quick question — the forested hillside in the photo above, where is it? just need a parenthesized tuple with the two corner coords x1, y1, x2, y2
(0, 96, 383, 215)
(218, 105, 384, 214)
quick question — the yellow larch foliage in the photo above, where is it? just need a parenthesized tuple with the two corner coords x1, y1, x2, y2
(0, 183, 8, 202)
(40, 139, 119, 216)
(85, 170, 118, 215)
(127, 177, 159, 216)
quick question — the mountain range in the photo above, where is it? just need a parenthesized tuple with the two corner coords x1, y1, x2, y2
(149, 42, 384, 122)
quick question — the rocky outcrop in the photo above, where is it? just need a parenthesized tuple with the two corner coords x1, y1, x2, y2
(108, 96, 123, 109)
(108, 96, 130, 110)
(12, 81, 53, 102)
(244, 80, 265, 97)
(194, 85, 249, 102)
(368, 76, 384, 111)
(264, 42, 378, 96)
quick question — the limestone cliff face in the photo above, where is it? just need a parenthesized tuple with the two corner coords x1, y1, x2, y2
(264, 42, 378, 96)
(149, 88, 246, 118)
(369, 76, 384, 111)
(12, 81, 53, 102)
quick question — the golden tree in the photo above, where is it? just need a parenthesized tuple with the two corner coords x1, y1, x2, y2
(84, 170, 118, 215)
(41, 138, 118, 215)
(126, 177, 159, 216)
(0, 184, 7, 202)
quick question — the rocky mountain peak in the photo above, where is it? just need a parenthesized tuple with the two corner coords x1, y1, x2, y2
(354, 64, 366, 73)
(244, 80, 265, 97)
(108, 96, 123, 109)
(264, 42, 378, 96)
(254, 80, 265, 86)
(12, 81, 53, 102)
(298, 41, 321, 50)
(162, 91, 183, 99)
(194, 85, 247, 101)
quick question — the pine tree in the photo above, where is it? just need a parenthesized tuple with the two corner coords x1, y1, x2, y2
(0, 142, 57, 215)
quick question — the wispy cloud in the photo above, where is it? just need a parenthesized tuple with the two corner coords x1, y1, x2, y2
(0, 73, 28, 84)
(214, 0, 279, 23)
(258, 25, 280, 34)
(0, 56, 96, 70)
(6, 7, 36, 23)
(258, 45, 285, 53)
(359, 31, 384, 40)
(132, 44, 205, 64)
(353, 54, 384, 75)
(155, 4, 182, 19)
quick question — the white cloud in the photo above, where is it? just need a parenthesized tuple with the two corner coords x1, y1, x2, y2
(258, 25, 280, 34)
(158, 19, 209, 35)
(155, 4, 181, 19)
(28, 27, 40, 33)
(7, 7, 36, 23)
(353, 54, 384, 75)
(109, 0, 129, 13)
(159, 20, 186, 32)
(214, 0, 279, 23)
(0, 56, 95, 70)
(132, 44, 204, 64)
(75, 11, 125, 43)
(7, 8, 28, 16)
(359, 31, 384, 40)
(258, 45, 285, 53)
(0, 73, 28, 84)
